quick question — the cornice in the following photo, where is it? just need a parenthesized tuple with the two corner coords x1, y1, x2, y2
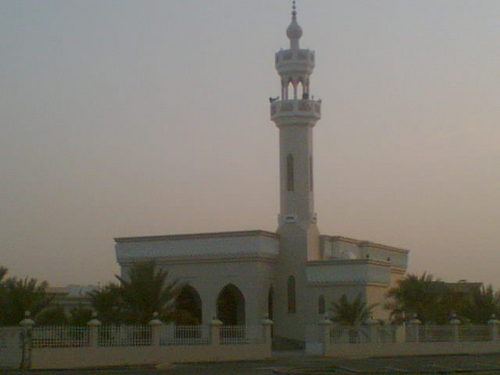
(307, 259, 391, 267)
(320, 235, 409, 254)
(307, 281, 389, 288)
(115, 230, 279, 243)
(117, 252, 278, 266)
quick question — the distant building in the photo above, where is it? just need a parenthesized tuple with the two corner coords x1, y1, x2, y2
(115, 6, 409, 343)
(46, 285, 97, 313)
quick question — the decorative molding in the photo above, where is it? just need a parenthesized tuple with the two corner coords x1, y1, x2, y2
(117, 252, 278, 266)
(307, 259, 391, 267)
(320, 235, 409, 254)
(115, 230, 279, 243)
(307, 281, 389, 287)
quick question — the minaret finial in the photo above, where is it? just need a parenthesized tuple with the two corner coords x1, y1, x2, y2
(287, 0, 302, 49)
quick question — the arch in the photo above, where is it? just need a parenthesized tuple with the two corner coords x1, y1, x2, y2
(175, 285, 202, 325)
(298, 80, 307, 99)
(217, 284, 246, 325)
(287, 276, 296, 314)
(287, 154, 295, 191)
(286, 80, 293, 100)
(318, 295, 325, 315)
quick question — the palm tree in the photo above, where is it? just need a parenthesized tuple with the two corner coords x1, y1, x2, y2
(116, 262, 183, 324)
(88, 283, 125, 324)
(0, 266, 7, 283)
(385, 272, 467, 324)
(330, 293, 377, 325)
(460, 285, 500, 324)
(36, 305, 68, 325)
(0, 276, 53, 325)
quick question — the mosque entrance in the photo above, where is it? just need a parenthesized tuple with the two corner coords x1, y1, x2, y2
(216, 284, 245, 325)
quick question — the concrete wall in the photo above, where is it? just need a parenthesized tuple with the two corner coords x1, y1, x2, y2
(324, 341, 500, 358)
(31, 343, 271, 370)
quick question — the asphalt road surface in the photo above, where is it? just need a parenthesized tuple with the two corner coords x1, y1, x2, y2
(4, 353, 500, 375)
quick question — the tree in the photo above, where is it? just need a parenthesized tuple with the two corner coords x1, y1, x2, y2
(460, 285, 500, 324)
(0, 275, 53, 325)
(116, 262, 182, 324)
(88, 262, 183, 324)
(329, 294, 377, 325)
(386, 273, 467, 324)
(88, 283, 125, 324)
(68, 306, 94, 326)
(36, 305, 68, 325)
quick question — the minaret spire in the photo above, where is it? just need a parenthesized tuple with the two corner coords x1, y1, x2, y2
(287, 0, 302, 49)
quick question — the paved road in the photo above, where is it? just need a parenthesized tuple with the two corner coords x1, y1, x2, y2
(4, 353, 500, 374)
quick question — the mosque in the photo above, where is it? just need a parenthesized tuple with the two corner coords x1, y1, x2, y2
(114, 4, 409, 343)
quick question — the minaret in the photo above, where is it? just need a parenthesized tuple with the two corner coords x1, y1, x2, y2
(270, 2, 322, 341)
(271, 2, 321, 261)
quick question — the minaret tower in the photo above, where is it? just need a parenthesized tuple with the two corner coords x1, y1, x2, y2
(270, 2, 322, 341)
(271, 1, 321, 261)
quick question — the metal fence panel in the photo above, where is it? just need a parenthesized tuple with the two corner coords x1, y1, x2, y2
(98, 326, 151, 347)
(159, 325, 210, 345)
(31, 326, 89, 348)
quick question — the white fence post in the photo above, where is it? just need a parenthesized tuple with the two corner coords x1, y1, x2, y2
(87, 314, 102, 347)
(366, 316, 379, 343)
(319, 316, 333, 353)
(449, 313, 461, 342)
(488, 314, 499, 341)
(409, 315, 421, 343)
(210, 318, 223, 346)
(395, 323, 406, 343)
(149, 312, 163, 346)
(261, 315, 273, 344)
(19, 311, 35, 370)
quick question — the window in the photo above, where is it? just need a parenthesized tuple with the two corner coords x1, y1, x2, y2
(309, 155, 313, 191)
(318, 295, 325, 315)
(287, 276, 296, 313)
(287, 154, 294, 191)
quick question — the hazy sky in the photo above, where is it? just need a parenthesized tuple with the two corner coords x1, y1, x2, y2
(1, 0, 499, 288)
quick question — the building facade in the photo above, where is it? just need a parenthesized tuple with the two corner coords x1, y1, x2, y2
(115, 6, 409, 343)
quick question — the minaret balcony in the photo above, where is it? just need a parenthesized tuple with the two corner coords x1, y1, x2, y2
(270, 99, 321, 124)
(275, 49, 315, 75)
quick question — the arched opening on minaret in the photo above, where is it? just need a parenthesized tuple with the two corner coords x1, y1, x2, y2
(287, 276, 296, 314)
(298, 80, 307, 100)
(286, 154, 295, 191)
(286, 80, 294, 100)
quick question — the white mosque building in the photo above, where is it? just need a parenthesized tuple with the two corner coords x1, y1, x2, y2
(115, 5, 409, 343)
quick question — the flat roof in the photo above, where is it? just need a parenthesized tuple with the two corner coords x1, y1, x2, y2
(115, 230, 279, 243)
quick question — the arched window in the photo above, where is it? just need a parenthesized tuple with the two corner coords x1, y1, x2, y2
(287, 276, 296, 313)
(318, 295, 325, 315)
(287, 154, 294, 191)
(309, 155, 313, 191)
(268, 287, 274, 320)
